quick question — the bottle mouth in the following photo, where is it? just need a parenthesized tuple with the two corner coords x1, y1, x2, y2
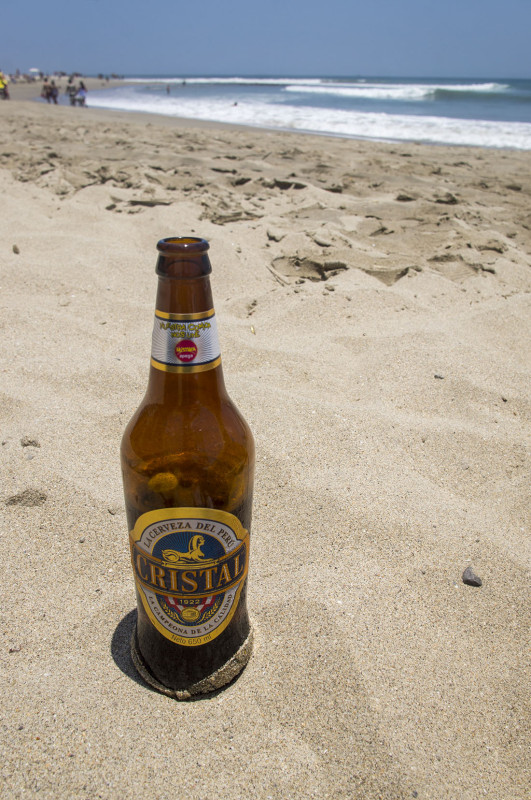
(157, 237, 209, 254)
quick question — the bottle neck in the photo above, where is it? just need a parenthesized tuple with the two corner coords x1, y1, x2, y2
(154, 273, 214, 315)
(146, 242, 227, 403)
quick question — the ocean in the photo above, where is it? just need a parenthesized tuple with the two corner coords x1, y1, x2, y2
(86, 76, 531, 150)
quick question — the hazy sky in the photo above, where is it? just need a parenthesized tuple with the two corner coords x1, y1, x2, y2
(1, 0, 530, 78)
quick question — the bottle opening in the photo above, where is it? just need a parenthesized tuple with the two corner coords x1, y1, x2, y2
(155, 237, 212, 278)
(157, 237, 210, 254)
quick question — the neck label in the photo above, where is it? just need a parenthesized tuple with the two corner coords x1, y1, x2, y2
(151, 308, 221, 373)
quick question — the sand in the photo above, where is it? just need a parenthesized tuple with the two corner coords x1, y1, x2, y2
(0, 90, 529, 800)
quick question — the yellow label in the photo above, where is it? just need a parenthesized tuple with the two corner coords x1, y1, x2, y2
(129, 508, 249, 647)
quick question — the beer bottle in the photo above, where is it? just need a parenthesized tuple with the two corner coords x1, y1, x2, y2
(121, 237, 255, 699)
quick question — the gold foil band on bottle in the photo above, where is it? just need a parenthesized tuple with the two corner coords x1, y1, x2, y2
(150, 356, 222, 373)
(155, 309, 216, 321)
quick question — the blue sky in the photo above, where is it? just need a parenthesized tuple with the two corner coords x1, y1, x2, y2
(1, 0, 530, 78)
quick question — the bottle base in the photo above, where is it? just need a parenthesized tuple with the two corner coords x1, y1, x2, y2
(130, 625, 253, 700)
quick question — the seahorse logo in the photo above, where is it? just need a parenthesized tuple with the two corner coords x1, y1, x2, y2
(161, 534, 206, 567)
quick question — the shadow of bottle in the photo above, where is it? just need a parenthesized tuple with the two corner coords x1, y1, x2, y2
(110, 608, 245, 701)
(110, 608, 153, 691)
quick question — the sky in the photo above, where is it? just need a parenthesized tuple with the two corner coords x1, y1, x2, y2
(1, 0, 530, 78)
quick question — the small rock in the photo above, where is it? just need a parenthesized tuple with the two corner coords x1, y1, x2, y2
(462, 566, 482, 587)
(13, 244, 20, 254)
(9, 645, 22, 653)
(79, 537, 85, 543)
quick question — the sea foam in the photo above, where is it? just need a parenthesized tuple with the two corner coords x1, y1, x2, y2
(87, 80, 531, 149)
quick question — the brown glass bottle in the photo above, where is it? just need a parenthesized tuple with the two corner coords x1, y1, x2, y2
(121, 237, 254, 699)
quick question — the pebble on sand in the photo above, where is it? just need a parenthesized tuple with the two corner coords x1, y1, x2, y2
(462, 566, 483, 587)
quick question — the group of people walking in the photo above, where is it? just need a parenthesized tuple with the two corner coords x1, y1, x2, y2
(0, 71, 88, 105)
(42, 77, 87, 106)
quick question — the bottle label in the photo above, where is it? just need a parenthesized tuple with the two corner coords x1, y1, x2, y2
(129, 508, 249, 647)
(151, 309, 221, 373)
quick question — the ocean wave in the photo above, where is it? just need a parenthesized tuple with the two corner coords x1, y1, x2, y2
(284, 81, 510, 101)
(126, 76, 325, 86)
(87, 89, 531, 149)
(285, 83, 434, 100)
(126, 77, 510, 99)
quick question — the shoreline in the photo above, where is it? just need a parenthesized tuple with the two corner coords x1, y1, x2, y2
(7, 77, 531, 152)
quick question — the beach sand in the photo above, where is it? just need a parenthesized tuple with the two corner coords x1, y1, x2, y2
(0, 93, 529, 799)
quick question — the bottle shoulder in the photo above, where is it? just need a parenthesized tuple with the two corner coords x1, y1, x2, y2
(121, 393, 254, 464)
(121, 392, 254, 516)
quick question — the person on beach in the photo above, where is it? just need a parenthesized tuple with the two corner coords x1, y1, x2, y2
(49, 80, 59, 104)
(41, 77, 51, 102)
(75, 81, 87, 107)
(0, 72, 9, 100)
(66, 78, 77, 105)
